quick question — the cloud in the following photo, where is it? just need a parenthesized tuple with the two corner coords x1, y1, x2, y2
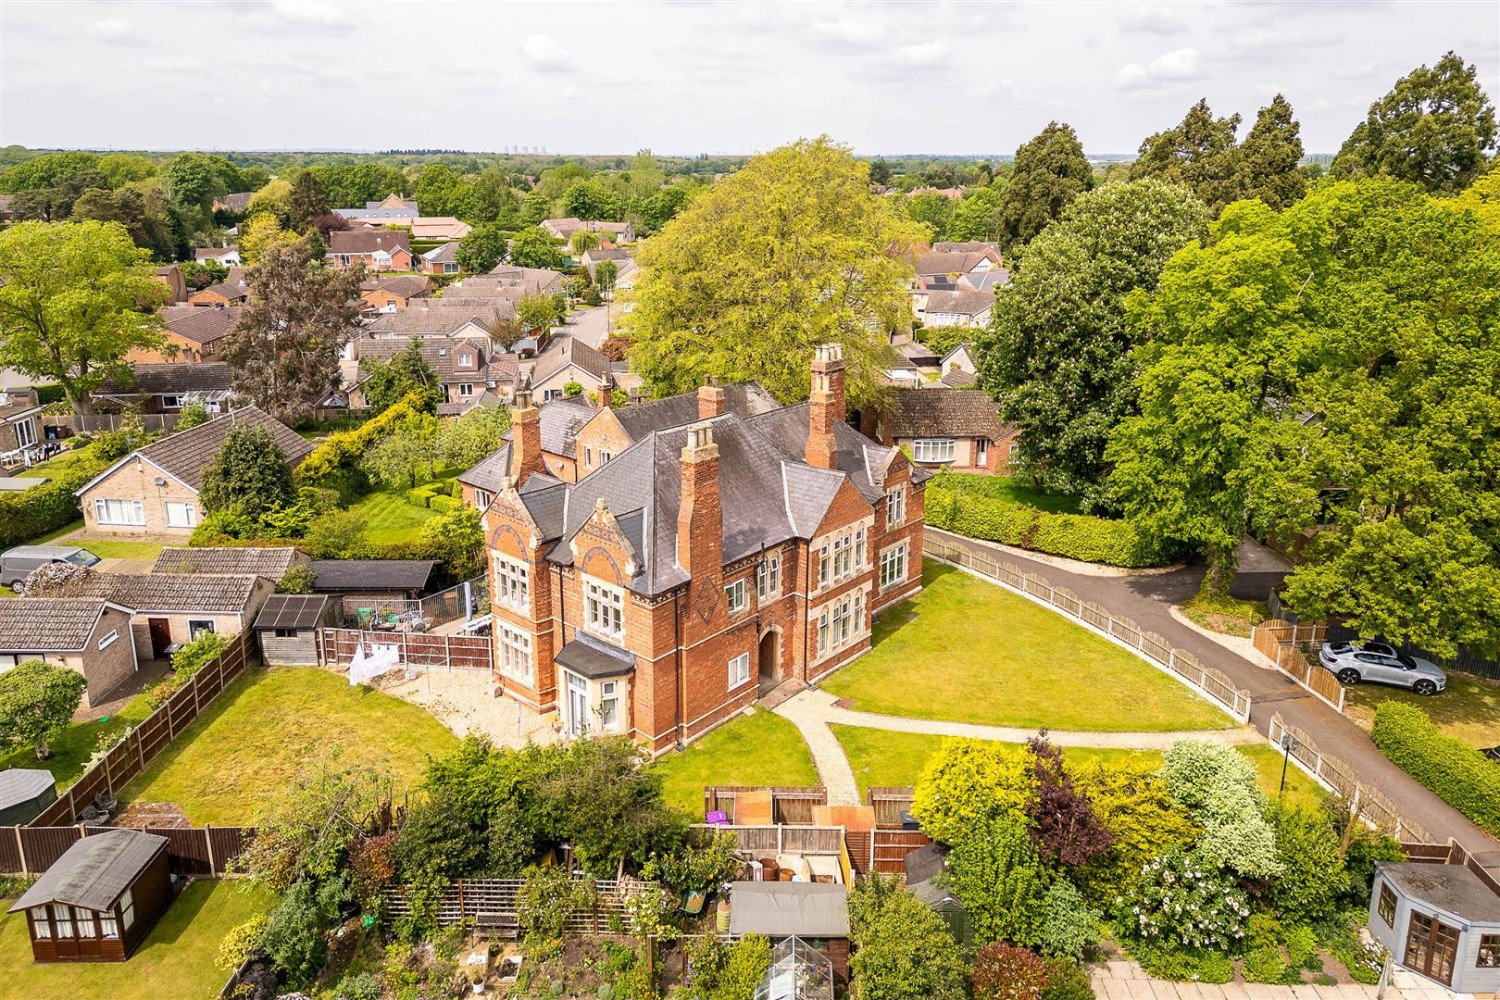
(1116, 48, 1202, 90)
(144, 56, 208, 73)
(87, 17, 142, 44)
(1224, 26, 1342, 56)
(267, 1, 353, 28)
(523, 34, 572, 72)
(892, 41, 948, 67)
(1118, 7, 1186, 35)
(808, 16, 887, 50)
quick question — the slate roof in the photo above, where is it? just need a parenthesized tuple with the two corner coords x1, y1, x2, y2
(96, 363, 236, 397)
(367, 301, 510, 336)
(457, 442, 512, 493)
(329, 230, 411, 255)
(933, 241, 1002, 255)
(957, 269, 1010, 292)
(531, 336, 612, 385)
(881, 387, 1009, 440)
(195, 246, 238, 260)
(216, 192, 253, 212)
(355, 337, 499, 383)
(72, 573, 261, 613)
(923, 289, 995, 317)
(727, 882, 849, 938)
(1379, 863, 1500, 924)
(534, 396, 596, 459)
(940, 368, 978, 388)
(254, 594, 330, 630)
(611, 383, 780, 440)
(163, 305, 239, 345)
(471, 266, 567, 293)
(151, 546, 301, 579)
(0, 599, 106, 650)
(421, 243, 459, 264)
(9, 829, 168, 914)
(119, 407, 313, 492)
(554, 633, 636, 679)
(308, 560, 435, 592)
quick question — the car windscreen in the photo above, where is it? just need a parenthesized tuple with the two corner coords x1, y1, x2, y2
(65, 551, 101, 567)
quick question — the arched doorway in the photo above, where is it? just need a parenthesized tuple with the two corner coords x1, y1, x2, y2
(758, 629, 780, 691)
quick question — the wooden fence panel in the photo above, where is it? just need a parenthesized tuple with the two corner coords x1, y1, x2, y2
(319, 629, 493, 672)
(161, 828, 214, 875)
(866, 787, 915, 829)
(701, 786, 827, 825)
(0, 825, 252, 876)
(871, 830, 933, 874)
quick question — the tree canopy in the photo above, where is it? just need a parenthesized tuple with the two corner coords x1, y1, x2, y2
(0, 660, 87, 759)
(1130, 99, 1244, 215)
(1333, 50, 1497, 194)
(977, 180, 1209, 506)
(200, 423, 298, 520)
(360, 338, 438, 414)
(998, 121, 1093, 251)
(1230, 95, 1306, 211)
(626, 136, 925, 405)
(0, 220, 167, 414)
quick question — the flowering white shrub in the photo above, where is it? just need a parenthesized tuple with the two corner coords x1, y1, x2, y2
(1119, 851, 1250, 952)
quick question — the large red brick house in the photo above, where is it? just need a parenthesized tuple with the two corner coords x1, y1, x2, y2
(474, 345, 928, 751)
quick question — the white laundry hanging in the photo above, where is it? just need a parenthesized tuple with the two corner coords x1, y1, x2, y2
(348, 640, 400, 686)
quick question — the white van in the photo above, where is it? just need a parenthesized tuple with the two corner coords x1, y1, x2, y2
(0, 545, 101, 593)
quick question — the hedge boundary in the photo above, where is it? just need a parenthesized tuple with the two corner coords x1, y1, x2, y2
(296, 390, 431, 484)
(924, 478, 1165, 568)
(0, 450, 114, 548)
(1370, 702, 1500, 836)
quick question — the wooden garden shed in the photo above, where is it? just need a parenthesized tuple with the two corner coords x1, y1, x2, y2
(254, 594, 336, 666)
(8, 829, 172, 963)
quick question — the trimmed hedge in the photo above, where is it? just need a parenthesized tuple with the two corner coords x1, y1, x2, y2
(1370, 702, 1500, 836)
(296, 390, 431, 484)
(406, 487, 432, 508)
(924, 479, 1167, 568)
(0, 451, 114, 547)
(428, 495, 460, 513)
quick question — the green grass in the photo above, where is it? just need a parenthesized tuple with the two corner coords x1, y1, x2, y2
(934, 472, 1081, 515)
(345, 471, 463, 546)
(823, 562, 1233, 732)
(23, 442, 105, 479)
(0, 880, 272, 999)
(831, 726, 1327, 811)
(120, 667, 458, 825)
(652, 709, 819, 817)
(77, 539, 169, 561)
(0, 690, 155, 790)
(1180, 593, 1270, 639)
(1344, 673, 1500, 749)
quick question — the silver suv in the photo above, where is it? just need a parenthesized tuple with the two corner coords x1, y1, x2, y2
(0, 544, 101, 593)
(1318, 640, 1446, 695)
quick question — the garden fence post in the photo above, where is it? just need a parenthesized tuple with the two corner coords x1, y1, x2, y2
(103, 747, 113, 798)
(777, 825, 783, 855)
(15, 827, 25, 875)
(205, 826, 216, 874)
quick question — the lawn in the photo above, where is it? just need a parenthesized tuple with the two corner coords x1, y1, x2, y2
(345, 472, 462, 547)
(23, 441, 105, 479)
(1343, 673, 1500, 749)
(933, 472, 1081, 515)
(77, 538, 171, 561)
(822, 561, 1234, 732)
(652, 709, 819, 817)
(831, 726, 1327, 812)
(0, 880, 272, 1000)
(0, 689, 155, 790)
(119, 667, 458, 825)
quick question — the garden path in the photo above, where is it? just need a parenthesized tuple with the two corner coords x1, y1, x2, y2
(772, 688, 1261, 806)
(1091, 961, 1434, 1000)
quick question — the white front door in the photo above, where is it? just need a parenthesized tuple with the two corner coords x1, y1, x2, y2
(975, 439, 989, 466)
(566, 672, 590, 737)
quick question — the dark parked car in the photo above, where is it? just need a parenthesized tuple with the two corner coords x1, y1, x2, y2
(1318, 640, 1446, 695)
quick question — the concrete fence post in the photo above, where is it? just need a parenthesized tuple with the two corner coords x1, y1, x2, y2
(205, 826, 216, 874)
(15, 827, 25, 876)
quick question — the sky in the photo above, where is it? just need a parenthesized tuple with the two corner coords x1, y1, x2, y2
(0, 1, 1496, 157)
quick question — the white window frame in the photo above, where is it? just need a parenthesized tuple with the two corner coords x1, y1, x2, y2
(725, 579, 746, 614)
(598, 679, 620, 732)
(815, 589, 869, 661)
(120, 888, 135, 930)
(473, 489, 492, 510)
(976, 438, 989, 465)
(94, 498, 145, 526)
(98, 911, 119, 939)
(14, 418, 37, 448)
(728, 652, 751, 690)
(161, 394, 183, 410)
(886, 487, 906, 527)
(497, 623, 533, 682)
(757, 555, 781, 601)
(459, 353, 474, 367)
(30, 907, 50, 938)
(98, 629, 118, 651)
(913, 438, 956, 463)
(880, 544, 908, 590)
(585, 446, 593, 468)
(585, 578, 625, 641)
(52, 904, 73, 938)
(164, 501, 198, 528)
(458, 382, 474, 398)
(494, 555, 530, 612)
(188, 619, 216, 639)
(818, 545, 830, 588)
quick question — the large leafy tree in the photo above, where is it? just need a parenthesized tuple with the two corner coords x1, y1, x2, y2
(997, 121, 1094, 250)
(414, 164, 473, 219)
(1333, 51, 1497, 194)
(1230, 94, 1307, 210)
(0, 660, 87, 759)
(456, 222, 509, 273)
(1131, 99, 1243, 214)
(508, 226, 567, 270)
(200, 423, 298, 520)
(287, 171, 330, 232)
(360, 338, 438, 413)
(977, 180, 1208, 506)
(71, 182, 183, 262)
(848, 876, 968, 1000)
(945, 186, 1005, 242)
(0, 220, 167, 415)
(310, 163, 408, 210)
(221, 237, 363, 423)
(626, 137, 924, 405)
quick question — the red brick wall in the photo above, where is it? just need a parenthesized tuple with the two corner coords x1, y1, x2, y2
(574, 409, 635, 477)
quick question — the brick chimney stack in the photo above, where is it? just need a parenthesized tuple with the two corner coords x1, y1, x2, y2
(676, 422, 723, 579)
(805, 343, 845, 470)
(598, 374, 615, 411)
(509, 383, 546, 486)
(698, 376, 725, 420)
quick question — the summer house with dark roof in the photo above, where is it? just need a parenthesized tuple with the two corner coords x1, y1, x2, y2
(76, 407, 313, 538)
(478, 344, 928, 750)
(9, 829, 172, 963)
(863, 386, 1017, 475)
(309, 560, 436, 602)
(254, 594, 336, 666)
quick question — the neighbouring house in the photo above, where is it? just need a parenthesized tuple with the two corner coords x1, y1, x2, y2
(332, 194, 418, 219)
(0, 389, 45, 467)
(0, 599, 139, 708)
(76, 407, 314, 536)
(933, 241, 1001, 254)
(327, 230, 414, 272)
(253, 594, 336, 666)
(580, 246, 634, 274)
(151, 546, 308, 581)
(540, 218, 635, 244)
(93, 363, 239, 416)
(909, 186, 964, 199)
(213, 192, 253, 213)
(528, 336, 614, 402)
(863, 387, 1017, 475)
(956, 269, 1009, 293)
(364, 300, 507, 346)
(918, 289, 995, 328)
(361, 274, 432, 312)
(69, 572, 273, 662)
(475, 265, 568, 295)
(408, 217, 472, 241)
(308, 560, 436, 608)
(1368, 863, 1500, 992)
(187, 281, 248, 309)
(349, 337, 517, 414)
(910, 248, 1004, 286)
(728, 882, 850, 989)
(418, 242, 461, 275)
(939, 343, 978, 380)
(478, 344, 928, 748)
(8, 828, 171, 963)
(0, 769, 56, 825)
(193, 245, 241, 267)
(153, 265, 187, 304)
(139, 304, 239, 362)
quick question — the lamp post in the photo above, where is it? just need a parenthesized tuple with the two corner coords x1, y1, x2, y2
(1279, 732, 1301, 797)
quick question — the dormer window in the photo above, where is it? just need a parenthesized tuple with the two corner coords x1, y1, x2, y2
(459, 352, 474, 367)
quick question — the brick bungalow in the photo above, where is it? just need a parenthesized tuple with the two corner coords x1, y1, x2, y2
(68, 573, 273, 663)
(76, 408, 313, 535)
(360, 274, 431, 312)
(864, 387, 1017, 475)
(477, 344, 928, 751)
(93, 363, 239, 415)
(187, 282, 248, 309)
(327, 230, 413, 272)
(0, 600, 138, 709)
